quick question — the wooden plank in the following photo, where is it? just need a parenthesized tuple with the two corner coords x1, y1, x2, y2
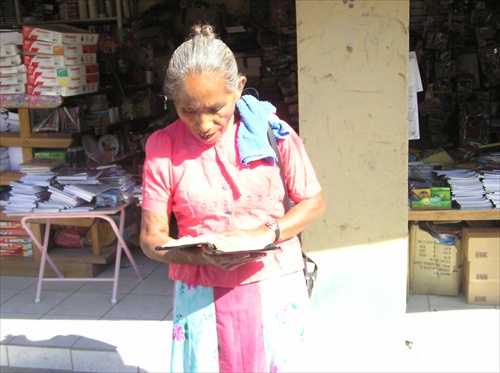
(0, 136, 73, 148)
(0, 245, 116, 277)
(48, 245, 116, 264)
(409, 209, 500, 221)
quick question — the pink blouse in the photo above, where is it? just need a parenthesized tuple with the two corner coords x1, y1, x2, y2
(142, 117, 322, 287)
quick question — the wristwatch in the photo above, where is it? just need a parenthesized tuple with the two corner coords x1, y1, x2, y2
(265, 220, 280, 243)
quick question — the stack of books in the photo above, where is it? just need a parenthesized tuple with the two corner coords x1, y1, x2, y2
(37, 184, 89, 212)
(435, 169, 493, 210)
(19, 172, 57, 187)
(56, 168, 102, 185)
(0, 221, 33, 258)
(0, 146, 10, 172)
(63, 183, 112, 203)
(480, 170, 500, 209)
(19, 157, 65, 173)
(0, 109, 20, 132)
(98, 165, 136, 201)
(4, 181, 51, 213)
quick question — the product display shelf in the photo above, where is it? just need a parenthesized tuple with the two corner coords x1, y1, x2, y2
(0, 95, 135, 277)
(0, 95, 72, 186)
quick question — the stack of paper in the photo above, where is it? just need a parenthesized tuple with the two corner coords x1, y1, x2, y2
(63, 183, 112, 202)
(31, 184, 89, 212)
(480, 170, 500, 209)
(0, 109, 20, 132)
(56, 169, 102, 185)
(19, 158, 65, 173)
(97, 165, 136, 201)
(0, 146, 9, 172)
(435, 169, 492, 210)
(3, 181, 50, 213)
(20, 172, 57, 187)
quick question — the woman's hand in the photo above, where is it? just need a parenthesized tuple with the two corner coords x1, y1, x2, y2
(198, 245, 267, 271)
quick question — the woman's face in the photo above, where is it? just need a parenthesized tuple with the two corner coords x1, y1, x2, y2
(174, 71, 245, 145)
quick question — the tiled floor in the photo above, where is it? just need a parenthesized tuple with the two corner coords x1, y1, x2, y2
(1, 245, 499, 372)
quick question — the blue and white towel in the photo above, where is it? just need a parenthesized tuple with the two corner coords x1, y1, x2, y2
(236, 95, 290, 167)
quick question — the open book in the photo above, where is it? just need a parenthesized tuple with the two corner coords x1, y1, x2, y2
(155, 235, 282, 255)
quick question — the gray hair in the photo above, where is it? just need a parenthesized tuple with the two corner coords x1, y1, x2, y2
(163, 24, 242, 100)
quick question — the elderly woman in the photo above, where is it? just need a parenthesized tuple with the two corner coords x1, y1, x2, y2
(140, 23, 325, 372)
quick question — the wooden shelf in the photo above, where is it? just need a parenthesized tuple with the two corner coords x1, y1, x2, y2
(0, 133, 73, 148)
(408, 209, 500, 221)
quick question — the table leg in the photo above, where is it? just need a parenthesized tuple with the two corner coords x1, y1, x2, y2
(21, 218, 64, 303)
(99, 214, 143, 303)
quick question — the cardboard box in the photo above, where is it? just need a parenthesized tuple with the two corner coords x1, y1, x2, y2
(462, 228, 500, 260)
(411, 187, 452, 210)
(464, 260, 500, 282)
(27, 72, 98, 87)
(463, 278, 499, 305)
(26, 82, 98, 96)
(22, 24, 98, 45)
(23, 39, 96, 56)
(0, 64, 26, 75)
(409, 223, 462, 296)
(0, 73, 27, 85)
(24, 53, 97, 67)
(0, 84, 25, 94)
(0, 54, 22, 67)
(27, 64, 98, 78)
(27, 64, 99, 86)
(0, 44, 21, 57)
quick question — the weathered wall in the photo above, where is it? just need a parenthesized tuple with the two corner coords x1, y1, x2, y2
(297, 1, 410, 370)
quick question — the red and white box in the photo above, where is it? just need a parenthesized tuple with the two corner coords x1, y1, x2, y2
(22, 24, 98, 45)
(26, 82, 99, 96)
(24, 53, 97, 67)
(27, 71, 99, 87)
(23, 39, 97, 56)
(0, 73, 27, 86)
(27, 64, 98, 79)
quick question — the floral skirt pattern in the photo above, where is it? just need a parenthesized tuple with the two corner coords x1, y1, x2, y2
(170, 270, 310, 373)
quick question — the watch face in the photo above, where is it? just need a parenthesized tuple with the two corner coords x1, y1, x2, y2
(265, 221, 280, 242)
(266, 221, 278, 230)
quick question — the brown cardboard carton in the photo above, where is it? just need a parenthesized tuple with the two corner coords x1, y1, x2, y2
(462, 228, 500, 261)
(464, 260, 500, 282)
(409, 223, 462, 296)
(463, 267, 499, 305)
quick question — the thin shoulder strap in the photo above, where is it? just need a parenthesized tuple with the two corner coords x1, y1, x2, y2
(267, 124, 292, 212)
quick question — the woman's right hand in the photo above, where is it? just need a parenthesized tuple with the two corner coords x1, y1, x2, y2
(197, 245, 267, 271)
